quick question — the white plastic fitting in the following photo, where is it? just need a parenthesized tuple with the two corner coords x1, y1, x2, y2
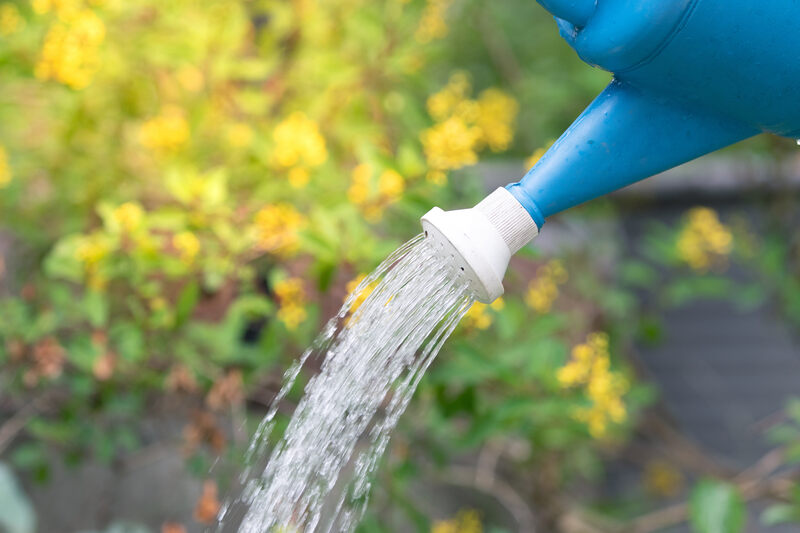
(421, 187, 539, 303)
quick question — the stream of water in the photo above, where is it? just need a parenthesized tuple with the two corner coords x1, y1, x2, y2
(217, 234, 474, 532)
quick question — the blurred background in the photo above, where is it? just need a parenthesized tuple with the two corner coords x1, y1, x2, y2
(1, 0, 800, 532)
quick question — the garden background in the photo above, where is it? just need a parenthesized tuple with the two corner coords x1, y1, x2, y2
(2, 0, 800, 532)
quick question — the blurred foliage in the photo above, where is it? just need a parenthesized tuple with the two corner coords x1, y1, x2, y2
(689, 479, 746, 533)
(0, 0, 798, 532)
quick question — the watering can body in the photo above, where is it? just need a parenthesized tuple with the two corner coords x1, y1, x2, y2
(507, 0, 800, 228)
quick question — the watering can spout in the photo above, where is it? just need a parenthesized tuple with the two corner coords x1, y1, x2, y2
(536, 0, 596, 27)
(506, 81, 758, 227)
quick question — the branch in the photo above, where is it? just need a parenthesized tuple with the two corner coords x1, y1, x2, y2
(441, 465, 537, 532)
(625, 450, 800, 533)
(0, 396, 49, 455)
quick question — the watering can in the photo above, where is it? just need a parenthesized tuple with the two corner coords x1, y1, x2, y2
(422, 0, 800, 302)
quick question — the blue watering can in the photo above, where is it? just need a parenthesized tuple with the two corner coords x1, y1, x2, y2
(508, 0, 800, 227)
(423, 0, 800, 302)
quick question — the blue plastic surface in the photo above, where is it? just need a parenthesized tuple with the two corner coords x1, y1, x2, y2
(511, 0, 800, 226)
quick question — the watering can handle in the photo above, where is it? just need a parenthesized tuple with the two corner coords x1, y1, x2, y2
(536, 0, 596, 27)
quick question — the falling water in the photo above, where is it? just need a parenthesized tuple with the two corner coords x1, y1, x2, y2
(217, 234, 475, 532)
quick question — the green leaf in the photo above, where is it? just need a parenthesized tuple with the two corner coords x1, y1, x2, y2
(0, 462, 36, 533)
(9, 443, 47, 473)
(689, 479, 746, 533)
(110, 322, 145, 363)
(619, 260, 659, 288)
(761, 504, 800, 526)
(786, 397, 800, 424)
(67, 334, 101, 372)
(83, 290, 109, 328)
(174, 281, 200, 328)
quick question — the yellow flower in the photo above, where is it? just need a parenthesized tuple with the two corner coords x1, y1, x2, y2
(176, 65, 204, 92)
(31, 0, 80, 16)
(0, 4, 24, 35)
(225, 122, 254, 149)
(421, 116, 481, 171)
(347, 165, 405, 221)
(423, 74, 517, 173)
(35, 8, 105, 89)
(348, 163, 372, 205)
(111, 202, 144, 233)
(31, 0, 82, 17)
(31, 0, 50, 15)
(426, 72, 471, 122)
(462, 299, 503, 330)
(643, 460, 684, 498)
(377, 169, 405, 199)
(272, 112, 327, 169)
(254, 203, 306, 256)
(343, 273, 378, 326)
(415, 0, 453, 44)
(345, 274, 374, 312)
(362, 205, 383, 223)
(140, 106, 190, 152)
(475, 89, 518, 152)
(524, 260, 567, 313)
(558, 332, 629, 438)
(425, 170, 447, 186)
(0, 145, 12, 188)
(75, 234, 110, 267)
(274, 277, 307, 330)
(150, 296, 166, 311)
(288, 167, 310, 189)
(173, 231, 200, 264)
(431, 510, 482, 533)
(525, 140, 556, 169)
(75, 233, 111, 290)
(676, 207, 733, 271)
(556, 343, 594, 387)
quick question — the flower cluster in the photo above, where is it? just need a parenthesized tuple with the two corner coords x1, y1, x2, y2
(420, 117, 481, 173)
(140, 106, 191, 152)
(676, 207, 733, 271)
(415, 0, 453, 44)
(347, 163, 406, 221)
(274, 277, 308, 330)
(271, 112, 328, 189)
(345, 273, 375, 311)
(343, 273, 377, 326)
(253, 203, 306, 256)
(558, 332, 629, 438)
(524, 260, 567, 313)
(35, 6, 106, 89)
(474, 88, 518, 152)
(74, 233, 111, 289)
(110, 202, 144, 233)
(421, 73, 517, 178)
(643, 459, 684, 498)
(461, 298, 504, 330)
(0, 3, 24, 35)
(225, 122, 255, 149)
(173, 231, 200, 265)
(0, 145, 11, 188)
(431, 509, 482, 533)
